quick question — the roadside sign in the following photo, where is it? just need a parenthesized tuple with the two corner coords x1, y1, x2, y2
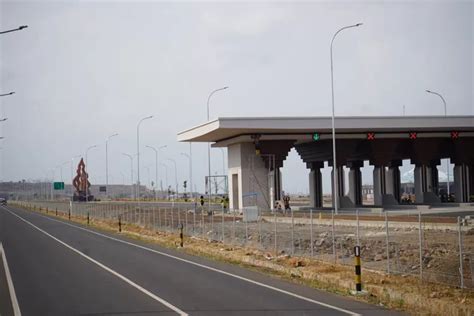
(53, 182, 64, 190)
(99, 186, 106, 192)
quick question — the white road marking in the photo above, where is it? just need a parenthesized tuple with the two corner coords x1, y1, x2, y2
(15, 206, 361, 316)
(3, 207, 188, 316)
(0, 243, 21, 316)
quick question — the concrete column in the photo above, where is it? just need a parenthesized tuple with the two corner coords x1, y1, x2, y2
(331, 166, 345, 208)
(385, 161, 401, 204)
(274, 168, 282, 201)
(347, 161, 363, 206)
(227, 142, 272, 211)
(413, 162, 441, 204)
(454, 164, 471, 203)
(414, 165, 426, 203)
(309, 162, 323, 208)
(431, 167, 439, 195)
(373, 166, 386, 206)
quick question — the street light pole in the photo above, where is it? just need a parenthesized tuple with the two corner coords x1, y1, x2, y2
(146, 145, 166, 201)
(122, 153, 134, 199)
(0, 25, 28, 35)
(166, 158, 178, 199)
(59, 161, 68, 182)
(426, 89, 449, 196)
(136, 116, 153, 203)
(159, 163, 169, 199)
(181, 152, 192, 199)
(330, 23, 362, 215)
(207, 86, 228, 210)
(105, 133, 118, 199)
(85, 145, 98, 201)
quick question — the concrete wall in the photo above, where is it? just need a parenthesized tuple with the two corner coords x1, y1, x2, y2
(228, 143, 273, 211)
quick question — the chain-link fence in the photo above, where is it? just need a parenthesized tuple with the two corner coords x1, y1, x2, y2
(11, 200, 473, 289)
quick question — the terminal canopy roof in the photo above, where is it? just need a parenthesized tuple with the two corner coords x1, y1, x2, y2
(177, 116, 474, 146)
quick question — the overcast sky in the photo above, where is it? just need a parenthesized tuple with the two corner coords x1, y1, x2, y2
(1, 0, 473, 194)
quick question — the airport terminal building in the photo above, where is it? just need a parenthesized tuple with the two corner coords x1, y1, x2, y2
(178, 116, 474, 210)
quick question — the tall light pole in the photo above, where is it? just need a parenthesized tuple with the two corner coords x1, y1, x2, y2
(122, 153, 134, 199)
(105, 133, 118, 198)
(146, 145, 166, 201)
(85, 145, 98, 201)
(330, 23, 362, 215)
(144, 166, 151, 189)
(0, 92, 15, 97)
(166, 158, 178, 198)
(0, 25, 28, 35)
(136, 115, 153, 202)
(159, 163, 169, 199)
(426, 89, 449, 196)
(181, 152, 192, 199)
(207, 86, 228, 209)
(48, 169, 55, 200)
(426, 90, 447, 116)
(58, 161, 69, 182)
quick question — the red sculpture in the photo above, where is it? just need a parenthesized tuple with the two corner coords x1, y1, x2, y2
(73, 158, 93, 201)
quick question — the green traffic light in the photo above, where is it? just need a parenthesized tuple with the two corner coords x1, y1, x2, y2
(312, 133, 320, 141)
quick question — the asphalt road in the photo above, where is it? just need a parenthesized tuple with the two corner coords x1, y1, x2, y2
(0, 205, 405, 316)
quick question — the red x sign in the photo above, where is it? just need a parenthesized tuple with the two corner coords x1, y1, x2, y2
(367, 132, 375, 140)
(409, 132, 417, 140)
(451, 131, 459, 139)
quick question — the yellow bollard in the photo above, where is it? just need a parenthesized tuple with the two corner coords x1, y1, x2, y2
(354, 246, 362, 292)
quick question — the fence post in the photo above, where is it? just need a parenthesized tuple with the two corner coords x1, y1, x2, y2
(385, 212, 390, 274)
(332, 209, 336, 264)
(418, 208, 423, 280)
(193, 203, 197, 234)
(258, 210, 263, 249)
(458, 216, 464, 289)
(152, 207, 156, 233)
(171, 208, 174, 231)
(245, 215, 248, 244)
(291, 207, 295, 255)
(211, 206, 214, 240)
(119, 215, 122, 232)
(274, 211, 277, 256)
(221, 204, 225, 243)
(310, 208, 314, 257)
(232, 209, 236, 244)
(158, 207, 162, 229)
(87, 212, 90, 225)
(55, 208, 58, 216)
(180, 223, 184, 247)
(178, 207, 181, 230)
(185, 205, 188, 235)
(202, 205, 206, 237)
